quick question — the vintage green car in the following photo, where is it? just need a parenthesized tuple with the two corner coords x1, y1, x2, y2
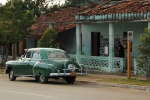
(4, 48, 86, 84)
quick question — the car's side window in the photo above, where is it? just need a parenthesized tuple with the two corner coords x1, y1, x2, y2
(25, 51, 32, 58)
(48, 52, 68, 59)
(50, 53, 56, 58)
(32, 52, 41, 59)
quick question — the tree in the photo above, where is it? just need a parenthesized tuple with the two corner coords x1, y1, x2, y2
(32, 0, 49, 17)
(136, 28, 150, 80)
(37, 28, 59, 48)
(0, 0, 35, 61)
(63, 0, 103, 7)
(64, 0, 90, 7)
(5, 0, 50, 18)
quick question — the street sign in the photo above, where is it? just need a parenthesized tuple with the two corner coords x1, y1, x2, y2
(127, 31, 133, 41)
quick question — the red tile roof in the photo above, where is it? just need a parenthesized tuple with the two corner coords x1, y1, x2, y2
(78, 0, 150, 15)
(30, 7, 88, 38)
(30, 0, 150, 38)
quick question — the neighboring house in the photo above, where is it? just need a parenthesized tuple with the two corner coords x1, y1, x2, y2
(30, 7, 88, 54)
(73, 0, 150, 74)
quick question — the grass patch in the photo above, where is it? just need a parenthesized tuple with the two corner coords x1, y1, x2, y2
(78, 74, 150, 86)
(97, 78, 150, 86)
(0, 69, 4, 74)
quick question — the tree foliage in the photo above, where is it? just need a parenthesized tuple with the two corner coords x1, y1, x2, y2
(37, 28, 58, 48)
(64, 0, 91, 7)
(0, 0, 35, 44)
(136, 28, 150, 80)
(0, 0, 35, 60)
(28, 0, 49, 17)
(5, 0, 50, 18)
(63, 0, 105, 7)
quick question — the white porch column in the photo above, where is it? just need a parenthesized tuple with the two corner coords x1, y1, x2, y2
(109, 23, 115, 72)
(76, 23, 82, 63)
(148, 21, 150, 28)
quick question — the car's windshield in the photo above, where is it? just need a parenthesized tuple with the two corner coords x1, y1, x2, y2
(48, 51, 68, 59)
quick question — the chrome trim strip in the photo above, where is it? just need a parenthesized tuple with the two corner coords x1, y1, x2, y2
(50, 73, 87, 76)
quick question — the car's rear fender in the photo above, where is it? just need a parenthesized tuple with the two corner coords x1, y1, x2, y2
(33, 62, 53, 76)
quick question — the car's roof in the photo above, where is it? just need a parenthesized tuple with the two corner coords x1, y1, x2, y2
(26, 48, 65, 52)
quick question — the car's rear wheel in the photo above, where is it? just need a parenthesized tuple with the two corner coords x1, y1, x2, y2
(9, 70, 16, 81)
(39, 75, 48, 84)
(65, 76, 76, 84)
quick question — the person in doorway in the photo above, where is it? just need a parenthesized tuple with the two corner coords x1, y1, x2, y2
(104, 43, 109, 56)
(117, 41, 125, 57)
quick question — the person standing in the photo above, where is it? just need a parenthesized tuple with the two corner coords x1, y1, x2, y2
(104, 43, 109, 56)
(117, 41, 125, 57)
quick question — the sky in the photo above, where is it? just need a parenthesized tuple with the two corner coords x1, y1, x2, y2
(0, 0, 65, 5)
(0, 0, 7, 5)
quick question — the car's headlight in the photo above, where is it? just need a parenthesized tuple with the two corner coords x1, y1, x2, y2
(68, 64, 75, 71)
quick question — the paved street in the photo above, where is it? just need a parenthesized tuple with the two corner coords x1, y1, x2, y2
(0, 74, 150, 100)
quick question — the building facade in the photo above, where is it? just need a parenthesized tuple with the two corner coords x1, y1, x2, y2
(71, 0, 150, 74)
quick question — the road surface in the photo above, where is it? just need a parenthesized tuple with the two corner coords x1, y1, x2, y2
(0, 74, 149, 100)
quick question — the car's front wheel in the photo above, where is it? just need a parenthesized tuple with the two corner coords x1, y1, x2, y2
(9, 70, 16, 81)
(65, 76, 76, 84)
(39, 75, 48, 84)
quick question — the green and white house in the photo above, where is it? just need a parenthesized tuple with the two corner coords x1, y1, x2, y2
(1, 0, 149, 75)
(69, 0, 150, 74)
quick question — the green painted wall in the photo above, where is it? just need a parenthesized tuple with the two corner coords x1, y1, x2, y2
(58, 28, 76, 54)
(82, 23, 109, 56)
(81, 22, 148, 58)
(114, 22, 147, 58)
(26, 38, 36, 49)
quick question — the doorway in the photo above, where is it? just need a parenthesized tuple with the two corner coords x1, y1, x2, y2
(91, 32, 100, 56)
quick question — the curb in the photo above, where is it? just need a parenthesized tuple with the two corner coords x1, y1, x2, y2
(76, 80, 150, 91)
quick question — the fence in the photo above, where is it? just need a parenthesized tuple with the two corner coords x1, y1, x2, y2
(69, 54, 124, 73)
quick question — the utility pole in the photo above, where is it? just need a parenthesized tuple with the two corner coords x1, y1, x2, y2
(127, 41, 131, 79)
(127, 31, 133, 79)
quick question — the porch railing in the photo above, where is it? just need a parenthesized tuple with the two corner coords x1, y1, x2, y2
(69, 54, 124, 73)
(69, 55, 147, 75)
